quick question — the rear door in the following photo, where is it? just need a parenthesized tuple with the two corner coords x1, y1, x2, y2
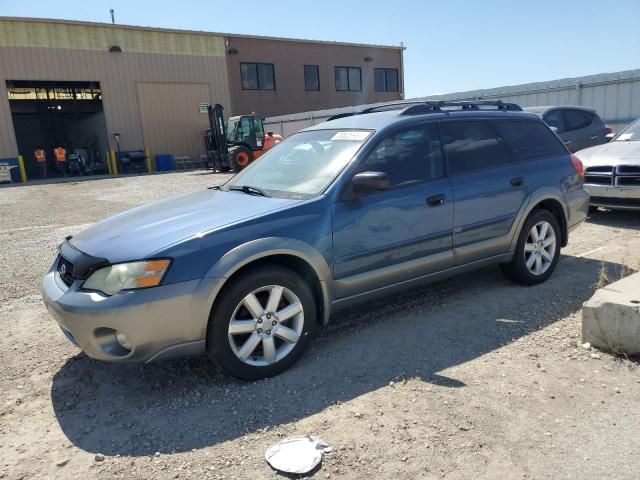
(562, 108, 597, 151)
(440, 120, 530, 265)
(332, 124, 454, 299)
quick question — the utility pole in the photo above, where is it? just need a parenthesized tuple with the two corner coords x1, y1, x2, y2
(110, 9, 115, 24)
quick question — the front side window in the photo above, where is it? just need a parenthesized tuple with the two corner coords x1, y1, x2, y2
(240, 63, 275, 90)
(357, 125, 444, 188)
(335, 67, 362, 91)
(304, 65, 320, 91)
(440, 121, 511, 174)
(374, 68, 399, 92)
(226, 129, 372, 198)
(492, 121, 567, 161)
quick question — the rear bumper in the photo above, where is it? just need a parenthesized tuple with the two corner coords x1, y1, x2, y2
(565, 187, 590, 233)
(41, 264, 222, 362)
(585, 184, 640, 210)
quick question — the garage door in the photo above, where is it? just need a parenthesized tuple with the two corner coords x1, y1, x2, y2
(137, 82, 210, 157)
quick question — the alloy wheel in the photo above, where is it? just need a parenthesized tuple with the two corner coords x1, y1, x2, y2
(524, 220, 556, 276)
(227, 285, 304, 367)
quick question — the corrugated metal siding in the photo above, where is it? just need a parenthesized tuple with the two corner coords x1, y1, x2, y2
(137, 82, 211, 156)
(265, 69, 640, 135)
(0, 46, 231, 158)
(0, 18, 230, 159)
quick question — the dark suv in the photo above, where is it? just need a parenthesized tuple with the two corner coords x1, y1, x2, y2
(524, 105, 611, 152)
(42, 101, 589, 380)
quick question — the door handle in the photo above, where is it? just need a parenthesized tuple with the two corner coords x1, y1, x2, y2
(426, 194, 445, 207)
(510, 176, 524, 187)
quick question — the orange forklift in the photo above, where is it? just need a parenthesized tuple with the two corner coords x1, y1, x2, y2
(205, 103, 282, 172)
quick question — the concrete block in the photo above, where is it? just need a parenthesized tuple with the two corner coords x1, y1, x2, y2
(582, 272, 640, 355)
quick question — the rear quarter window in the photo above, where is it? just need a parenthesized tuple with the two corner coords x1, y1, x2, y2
(563, 109, 594, 131)
(492, 120, 567, 162)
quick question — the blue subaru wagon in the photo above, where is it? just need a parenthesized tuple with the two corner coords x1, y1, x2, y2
(42, 101, 589, 379)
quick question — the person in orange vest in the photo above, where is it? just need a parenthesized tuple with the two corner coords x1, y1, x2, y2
(54, 146, 67, 176)
(34, 146, 47, 178)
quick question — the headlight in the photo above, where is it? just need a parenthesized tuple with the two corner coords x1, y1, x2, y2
(82, 259, 171, 296)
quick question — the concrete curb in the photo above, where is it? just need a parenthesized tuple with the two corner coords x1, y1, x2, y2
(582, 272, 640, 355)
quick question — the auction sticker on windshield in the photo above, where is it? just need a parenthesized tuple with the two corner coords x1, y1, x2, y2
(331, 131, 371, 141)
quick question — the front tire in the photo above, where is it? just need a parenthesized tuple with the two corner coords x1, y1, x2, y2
(500, 209, 561, 285)
(207, 266, 317, 380)
(229, 146, 253, 171)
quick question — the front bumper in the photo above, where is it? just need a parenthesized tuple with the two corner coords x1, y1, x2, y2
(585, 184, 640, 210)
(41, 264, 222, 362)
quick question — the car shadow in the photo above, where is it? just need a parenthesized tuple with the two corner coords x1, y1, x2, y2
(51, 255, 626, 457)
(587, 208, 640, 231)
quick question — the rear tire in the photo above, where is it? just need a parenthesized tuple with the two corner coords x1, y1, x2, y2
(230, 146, 253, 171)
(207, 266, 317, 380)
(500, 209, 561, 285)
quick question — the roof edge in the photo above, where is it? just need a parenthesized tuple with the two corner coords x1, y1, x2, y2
(0, 16, 405, 50)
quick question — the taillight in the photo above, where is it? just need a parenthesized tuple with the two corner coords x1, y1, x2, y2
(571, 154, 584, 177)
(604, 126, 613, 135)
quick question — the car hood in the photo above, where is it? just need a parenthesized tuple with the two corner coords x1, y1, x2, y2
(69, 189, 302, 262)
(577, 141, 640, 166)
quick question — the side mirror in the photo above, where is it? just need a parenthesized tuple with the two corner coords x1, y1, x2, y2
(352, 171, 390, 193)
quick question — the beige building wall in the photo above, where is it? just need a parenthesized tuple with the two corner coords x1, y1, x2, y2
(0, 18, 231, 159)
(225, 36, 404, 117)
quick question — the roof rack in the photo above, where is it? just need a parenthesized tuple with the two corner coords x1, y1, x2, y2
(326, 100, 522, 121)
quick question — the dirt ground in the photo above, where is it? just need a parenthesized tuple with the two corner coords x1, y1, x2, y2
(1, 171, 639, 480)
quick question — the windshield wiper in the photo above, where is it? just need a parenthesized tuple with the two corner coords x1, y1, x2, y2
(228, 185, 271, 197)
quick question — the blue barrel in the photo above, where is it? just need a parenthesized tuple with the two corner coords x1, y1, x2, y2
(155, 154, 173, 172)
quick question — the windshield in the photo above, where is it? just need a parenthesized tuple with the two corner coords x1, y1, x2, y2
(225, 129, 372, 198)
(614, 118, 640, 142)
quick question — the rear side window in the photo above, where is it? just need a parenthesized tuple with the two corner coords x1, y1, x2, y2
(563, 109, 594, 131)
(439, 121, 511, 174)
(544, 110, 564, 132)
(492, 121, 566, 161)
(358, 124, 444, 188)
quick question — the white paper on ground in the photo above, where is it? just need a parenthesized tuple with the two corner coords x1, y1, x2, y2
(265, 435, 331, 474)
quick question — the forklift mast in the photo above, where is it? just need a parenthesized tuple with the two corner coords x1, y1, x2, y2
(206, 103, 230, 171)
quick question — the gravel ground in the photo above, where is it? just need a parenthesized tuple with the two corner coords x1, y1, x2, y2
(1, 171, 639, 480)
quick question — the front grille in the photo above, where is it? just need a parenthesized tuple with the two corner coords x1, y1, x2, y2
(585, 166, 613, 174)
(617, 165, 640, 174)
(617, 176, 640, 186)
(584, 165, 640, 187)
(585, 175, 612, 185)
(57, 255, 75, 286)
(584, 166, 613, 186)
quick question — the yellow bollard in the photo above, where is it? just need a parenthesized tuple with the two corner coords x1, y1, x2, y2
(145, 147, 152, 173)
(17, 155, 27, 183)
(106, 150, 112, 175)
(110, 150, 118, 175)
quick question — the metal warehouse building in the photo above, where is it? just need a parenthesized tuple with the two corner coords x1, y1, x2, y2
(0, 17, 403, 180)
(265, 69, 640, 137)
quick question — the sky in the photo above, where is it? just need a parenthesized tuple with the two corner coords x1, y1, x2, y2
(1, 0, 639, 98)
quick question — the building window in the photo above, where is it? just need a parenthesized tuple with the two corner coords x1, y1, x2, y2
(240, 63, 275, 90)
(374, 68, 399, 92)
(335, 66, 362, 91)
(304, 65, 320, 91)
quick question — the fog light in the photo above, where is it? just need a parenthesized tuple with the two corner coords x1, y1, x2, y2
(116, 332, 132, 351)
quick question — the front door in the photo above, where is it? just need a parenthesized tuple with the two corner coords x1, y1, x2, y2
(332, 124, 454, 299)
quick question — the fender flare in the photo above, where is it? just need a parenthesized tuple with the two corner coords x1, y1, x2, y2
(508, 187, 569, 252)
(200, 237, 333, 332)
